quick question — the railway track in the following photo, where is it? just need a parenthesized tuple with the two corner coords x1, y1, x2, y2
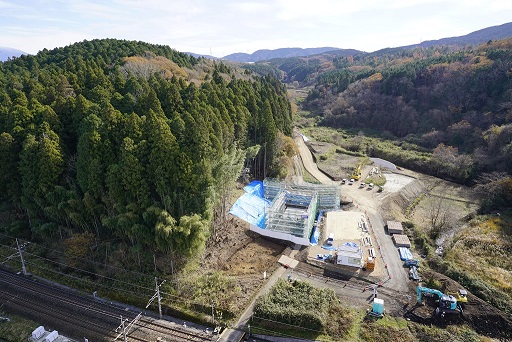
(0, 268, 212, 341)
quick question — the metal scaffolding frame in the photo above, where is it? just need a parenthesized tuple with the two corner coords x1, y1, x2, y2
(265, 190, 318, 238)
(261, 178, 340, 239)
(263, 178, 340, 210)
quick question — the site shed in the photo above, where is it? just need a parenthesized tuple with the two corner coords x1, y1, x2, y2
(393, 234, 411, 248)
(398, 247, 413, 260)
(336, 245, 362, 268)
(387, 221, 404, 234)
(32, 326, 45, 339)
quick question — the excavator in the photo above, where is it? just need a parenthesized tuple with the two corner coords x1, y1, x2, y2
(350, 163, 362, 180)
(447, 289, 468, 308)
(416, 286, 463, 318)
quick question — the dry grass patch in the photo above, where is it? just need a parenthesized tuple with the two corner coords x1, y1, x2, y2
(445, 215, 512, 298)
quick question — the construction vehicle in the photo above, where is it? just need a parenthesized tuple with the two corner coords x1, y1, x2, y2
(409, 266, 420, 281)
(416, 286, 463, 317)
(447, 289, 468, 308)
(350, 163, 362, 180)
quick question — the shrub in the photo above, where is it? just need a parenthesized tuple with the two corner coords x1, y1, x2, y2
(253, 279, 337, 332)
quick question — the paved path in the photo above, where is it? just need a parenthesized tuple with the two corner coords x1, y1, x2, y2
(366, 209, 409, 292)
(218, 247, 309, 342)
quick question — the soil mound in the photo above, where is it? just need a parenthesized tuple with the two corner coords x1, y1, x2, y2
(380, 175, 426, 220)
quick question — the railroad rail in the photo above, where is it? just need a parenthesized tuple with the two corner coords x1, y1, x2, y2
(0, 268, 212, 341)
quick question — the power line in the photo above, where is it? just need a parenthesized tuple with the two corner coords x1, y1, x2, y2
(0, 234, 231, 311)
(23, 260, 151, 298)
(22, 250, 155, 292)
(252, 315, 324, 334)
(22, 259, 219, 310)
(0, 239, 164, 293)
(1, 241, 191, 302)
(0, 232, 158, 280)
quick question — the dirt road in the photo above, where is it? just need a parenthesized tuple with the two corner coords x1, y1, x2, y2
(293, 131, 333, 184)
(294, 131, 409, 293)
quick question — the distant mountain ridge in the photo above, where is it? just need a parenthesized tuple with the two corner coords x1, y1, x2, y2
(0, 47, 28, 61)
(222, 47, 360, 63)
(218, 22, 512, 63)
(185, 52, 217, 59)
(403, 21, 512, 49)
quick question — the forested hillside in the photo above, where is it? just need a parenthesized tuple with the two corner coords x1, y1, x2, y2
(302, 39, 512, 191)
(0, 39, 292, 258)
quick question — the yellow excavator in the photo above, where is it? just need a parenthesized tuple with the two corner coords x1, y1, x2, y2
(350, 163, 362, 180)
(447, 289, 468, 308)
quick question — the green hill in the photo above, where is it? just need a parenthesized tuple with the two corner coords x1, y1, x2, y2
(298, 39, 512, 187)
(0, 38, 292, 258)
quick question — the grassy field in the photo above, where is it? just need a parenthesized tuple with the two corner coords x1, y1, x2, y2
(0, 312, 38, 342)
(444, 214, 512, 306)
(252, 305, 490, 341)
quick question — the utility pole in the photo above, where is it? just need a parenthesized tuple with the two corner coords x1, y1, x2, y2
(147, 278, 166, 319)
(155, 277, 162, 319)
(120, 316, 127, 342)
(16, 239, 27, 275)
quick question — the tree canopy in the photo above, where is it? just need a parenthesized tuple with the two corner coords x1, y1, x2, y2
(301, 39, 512, 183)
(0, 39, 293, 256)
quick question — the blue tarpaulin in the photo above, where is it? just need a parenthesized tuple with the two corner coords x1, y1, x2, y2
(229, 181, 269, 228)
(310, 226, 320, 245)
(398, 247, 413, 261)
(243, 180, 264, 198)
(229, 192, 269, 228)
(309, 210, 325, 245)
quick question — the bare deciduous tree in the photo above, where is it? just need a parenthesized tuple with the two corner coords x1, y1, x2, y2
(426, 196, 455, 239)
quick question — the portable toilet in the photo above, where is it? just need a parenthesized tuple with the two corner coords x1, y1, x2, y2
(372, 298, 384, 315)
(32, 326, 45, 339)
(366, 256, 375, 271)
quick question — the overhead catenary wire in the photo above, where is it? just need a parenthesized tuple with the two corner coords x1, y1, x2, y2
(21, 250, 155, 292)
(0, 235, 230, 311)
(21, 259, 223, 310)
(0, 232, 161, 281)
(23, 260, 152, 298)
(0, 239, 174, 295)
(0, 232, 174, 281)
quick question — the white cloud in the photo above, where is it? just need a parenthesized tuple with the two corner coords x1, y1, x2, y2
(0, 0, 510, 56)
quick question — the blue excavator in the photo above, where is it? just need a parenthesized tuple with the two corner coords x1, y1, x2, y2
(416, 285, 463, 317)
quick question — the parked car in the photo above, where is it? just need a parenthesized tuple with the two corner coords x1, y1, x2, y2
(349, 179, 354, 185)
(341, 178, 347, 184)
(327, 233, 334, 245)
(360, 182, 366, 188)
(368, 183, 374, 189)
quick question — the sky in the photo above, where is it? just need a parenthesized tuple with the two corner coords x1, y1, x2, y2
(1, 0, 511, 57)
